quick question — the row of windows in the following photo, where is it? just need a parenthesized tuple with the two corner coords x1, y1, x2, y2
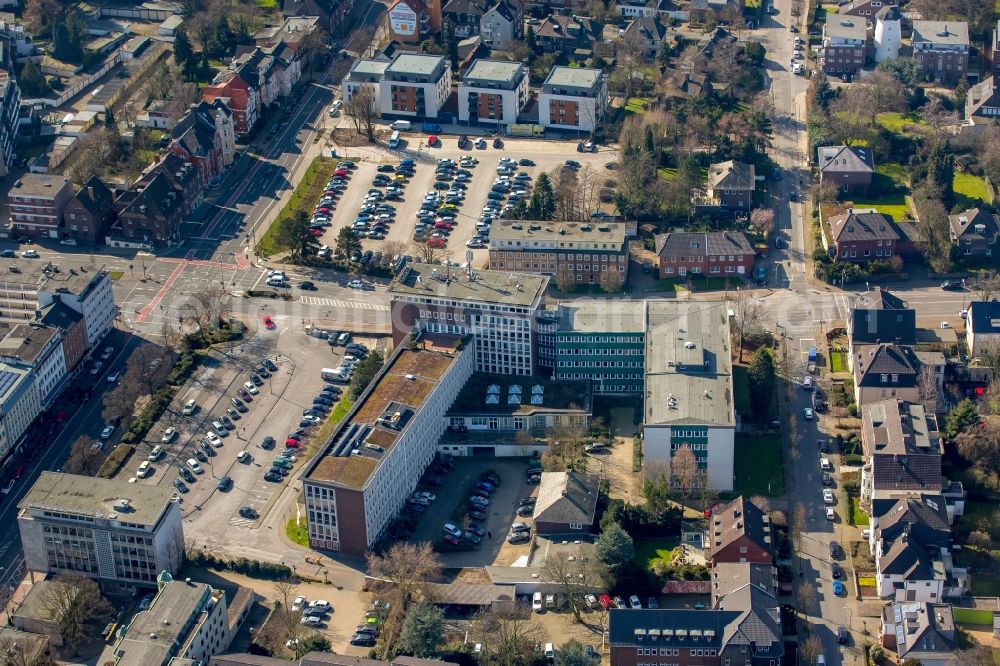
(671, 440, 709, 451)
(557, 360, 643, 369)
(663, 266, 739, 275)
(840, 249, 892, 258)
(666, 255, 743, 263)
(495, 249, 624, 257)
(560, 347, 642, 355)
(557, 374, 642, 382)
(635, 649, 718, 656)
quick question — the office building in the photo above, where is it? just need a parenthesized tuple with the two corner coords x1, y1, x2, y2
(488, 220, 629, 287)
(37, 264, 115, 348)
(18, 472, 184, 592)
(538, 66, 608, 131)
(457, 59, 529, 125)
(551, 300, 646, 393)
(0, 323, 66, 407)
(301, 337, 475, 555)
(388, 264, 549, 376)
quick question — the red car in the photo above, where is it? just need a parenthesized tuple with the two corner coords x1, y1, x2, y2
(333, 169, 348, 178)
(427, 237, 447, 248)
(434, 221, 453, 230)
(599, 594, 613, 610)
(285, 438, 302, 448)
(309, 229, 323, 237)
(427, 135, 438, 146)
(262, 315, 275, 329)
(315, 207, 331, 214)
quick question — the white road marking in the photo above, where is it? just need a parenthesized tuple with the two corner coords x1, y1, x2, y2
(301, 296, 389, 311)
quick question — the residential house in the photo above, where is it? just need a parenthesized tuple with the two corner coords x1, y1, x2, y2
(169, 99, 237, 184)
(141, 152, 204, 219)
(116, 172, 186, 247)
(621, 15, 669, 59)
(61, 176, 114, 245)
(860, 399, 943, 509)
(0, 69, 20, 178)
(253, 16, 321, 55)
(607, 595, 783, 666)
(662, 68, 709, 102)
(840, 0, 896, 19)
(706, 160, 755, 210)
(848, 287, 916, 371)
(689, 0, 744, 23)
(281, 0, 354, 34)
(911, 20, 969, 84)
(538, 66, 608, 132)
(231, 44, 302, 110)
(18, 472, 184, 589)
(989, 20, 1000, 77)
(380, 53, 452, 119)
(202, 72, 258, 137)
(828, 209, 912, 263)
(457, 35, 489, 72)
(654, 230, 755, 278)
(817, 145, 875, 192)
(616, 0, 687, 20)
(342, 59, 390, 106)
(706, 496, 775, 566)
(819, 15, 870, 75)
(853, 343, 934, 406)
(949, 208, 998, 257)
(872, 496, 951, 550)
(487, 220, 629, 286)
(480, 0, 522, 49)
(875, 535, 950, 601)
(458, 59, 529, 125)
(966, 76, 1000, 123)
(7, 174, 74, 241)
(966, 300, 1000, 358)
(387, 0, 431, 43)
(881, 602, 956, 666)
(38, 302, 87, 373)
(531, 471, 600, 535)
(710, 562, 779, 605)
(442, 0, 487, 38)
(534, 15, 602, 55)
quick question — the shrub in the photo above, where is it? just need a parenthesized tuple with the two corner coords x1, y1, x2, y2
(185, 549, 292, 580)
(844, 453, 864, 466)
(97, 444, 136, 478)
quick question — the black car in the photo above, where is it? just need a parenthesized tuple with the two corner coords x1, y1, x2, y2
(517, 505, 533, 516)
(831, 562, 841, 579)
(239, 506, 258, 519)
(262, 358, 278, 372)
(518, 158, 534, 166)
(467, 509, 486, 521)
(256, 366, 270, 378)
(822, 472, 833, 486)
(837, 626, 848, 644)
(261, 436, 276, 450)
(350, 634, 377, 647)
(518, 497, 535, 507)
(264, 471, 282, 483)
(314, 397, 334, 406)
(231, 397, 248, 412)
(941, 280, 964, 291)
(249, 372, 263, 386)
(830, 541, 839, 558)
(299, 281, 316, 290)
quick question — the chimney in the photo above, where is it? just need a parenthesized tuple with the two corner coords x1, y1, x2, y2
(87, 186, 94, 200)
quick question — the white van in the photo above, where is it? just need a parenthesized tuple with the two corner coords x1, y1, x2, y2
(389, 120, 412, 131)
(544, 643, 555, 661)
(148, 445, 163, 461)
(388, 130, 401, 149)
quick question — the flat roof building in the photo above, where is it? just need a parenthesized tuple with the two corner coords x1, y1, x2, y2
(381, 53, 452, 119)
(458, 59, 529, 124)
(301, 337, 475, 555)
(538, 66, 608, 132)
(18, 472, 184, 592)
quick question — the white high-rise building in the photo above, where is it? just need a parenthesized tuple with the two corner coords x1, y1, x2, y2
(874, 5, 902, 62)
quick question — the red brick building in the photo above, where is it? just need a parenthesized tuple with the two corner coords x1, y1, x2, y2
(707, 497, 775, 566)
(202, 74, 258, 137)
(911, 20, 969, 84)
(7, 174, 74, 240)
(828, 209, 915, 263)
(654, 231, 755, 279)
(61, 175, 114, 245)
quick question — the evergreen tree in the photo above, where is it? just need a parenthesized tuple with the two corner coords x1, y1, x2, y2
(174, 29, 197, 78)
(944, 398, 979, 439)
(52, 21, 72, 62)
(104, 107, 116, 131)
(444, 24, 459, 72)
(657, 39, 671, 67)
(526, 25, 537, 51)
(747, 347, 776, 421)
(397, 604, 445, 658)
(927, 141, 955, 206)
(18, 60, 50, 97)
(213, 15, 234, 58)
(65, 12, 87, 63)
(644, 125, 656, 158)
(529, 172, 555, 219)
(812, 74, 834, 111)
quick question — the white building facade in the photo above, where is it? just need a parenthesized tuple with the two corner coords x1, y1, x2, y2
(0, 364, 41, 462)
(538, 66, 608, 132)
(458, 60, 529, 125)
(39, 269, 115, 349)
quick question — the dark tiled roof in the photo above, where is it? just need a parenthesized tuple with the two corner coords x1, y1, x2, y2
(855, 344, 919, 388)
(882, 603, 956, 659)
(443, 0, 488, 16)
(70, 175, 113, 215)
(171, 102, 218, 158)
(879, 537, 937, 579)
(609, 608, 743, 646)
(968, 300, 1000, 336)
(708, 497, 774, 559)
(123, 172, 181, 220)
(624, 15, 668, 41)
(211, 655, 293, 666)
(707, 160, 755, 191)
(855, 287, 908, 311)
(829, 210, 900, 242)
(817, 145, 875, 174)
(870, 454, 943, 493)
(876, 496, 951, 548)
(849, 308, 916, 346)
(950, 207, 999, 242)
(38, 301, 83, 329)
(655, 231, 754, 259)
(717, 586, 783, 659)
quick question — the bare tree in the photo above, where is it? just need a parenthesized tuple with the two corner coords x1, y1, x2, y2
(63, 436, 103, 476)
(472, 605, 544, 666)
(799, 634, 822, 664)
(130, 344, 171, 397)
(366, 542, 441, 607)
(670, 445, 701, 502)
(345, 86, 378, 141)
(411, 240, 445, 265)
(540, 551, 611, 622)
(730, 290, 762, 363)
(546, 417, 588, 468)
(554, 268, 576, 292)
(102, 383, 135, 430)
(791, 502, 807, 553)
(748, 495, 771, 513)
(968, 273, 1000, 302)
(598, 269, 624, 293)
(916, 365, 939, 406)
(273, 577, 298, 610)
(41, 575, 113, 655)
(0, 633, 52, 666)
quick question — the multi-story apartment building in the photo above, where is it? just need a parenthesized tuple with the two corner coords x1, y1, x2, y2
(111, 572, 245, 665)
(381, 54, 452, 119)
(848, 287, 916, 372)
(0, 69, 21, 178)
(488, 220, 629, 287)
(301, 337, 475, 555)
(911, 20, 969, 84)
(388, 264, 549, 376)
(538, 66, 608, 132)
(282, 0, 356, 35)
(37, 264, 115, 349)
(0, 323, 66, 408)
(819, 15, 870, 75)
(0, 269, 41, 333)
(457, 60, 529, 125)
(860, 399, 943, 507)
(643, 301, 735, 491)
(480, 0, 522, 49)
(62, 176, 114, 245)
(6, 175, 74, 240)
(202, 73, 258, 137)
(654, 231, 755, 278)
(853, 343, 944, 406)
(18, 472, 184, 592)
(551, 300, 646, 393)
(706, 497, 775, 566)
(966, 300, 1000, 358)
(168, 99, 236, 184)
(342, 59, 390, 105)
(706, 161, 755, 210)
(39, 301, 87, 373)
(0, 362, 40, 464)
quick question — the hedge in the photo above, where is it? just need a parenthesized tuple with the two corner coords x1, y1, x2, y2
(186, 549, 293, 580)
(98, 444, 136, 478)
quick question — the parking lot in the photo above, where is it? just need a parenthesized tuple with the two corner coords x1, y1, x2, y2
(315, 136, 613, 270)
(408, 458, 540, 567)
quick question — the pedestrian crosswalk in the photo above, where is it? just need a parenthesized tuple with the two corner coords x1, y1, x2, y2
(301, 296, 390, 311)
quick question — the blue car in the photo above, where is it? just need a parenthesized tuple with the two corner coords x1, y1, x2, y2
(832, 581, 845, 596)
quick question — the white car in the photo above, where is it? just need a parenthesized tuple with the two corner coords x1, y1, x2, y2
(60, 238, 78, 246)
(823, 489, 834, 504)
(107, 370, 120, 382)
(187, 459, 204, 474)
(826, 507, 835, 521)
(237, 450, 251, 463)
(137, 461, 153, 478)
(243, 382, 259, 395)
(308, 600, 331, 612)
(212, 420, 229, 436)
(792, 63, 804, 75)
(206, 432, 222, 447)
(803, 407, 814, 420)
(802, 376, 812, 390)
(347, 279, 363, 289)
(100, 346, 114, 360)
(89, 361, 103, 375)
(820, 457, 832, 471)
(100, 425, 114, 440)
(532, 592, 543, 612)
(161, 427, 177, 443)
(292, 596, 307, 611)
(21, 249, 38, 258)
(182, 399, 197, 415)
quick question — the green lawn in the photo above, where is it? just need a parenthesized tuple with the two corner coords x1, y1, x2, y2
(876, 163, 909, 187)
(848, 193, 911, 222)
(734, 434, 784, 497)
(625, 97, 651, 114)
(657, 167, 678, 182)
(954, 608, 996, 626)
(954, 173, 992, 208)
(972, 577, 1000, 597)
(830, 351, 848, 373)
(849, 495, 869, 526)
(286, 517, 309, 546)
(256, 0, 279, 7)
(875, 112, 927, 135)
(961, 500, 1000, 539)
(634, 537, 682, 571)
(256, 156, 337, 256)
